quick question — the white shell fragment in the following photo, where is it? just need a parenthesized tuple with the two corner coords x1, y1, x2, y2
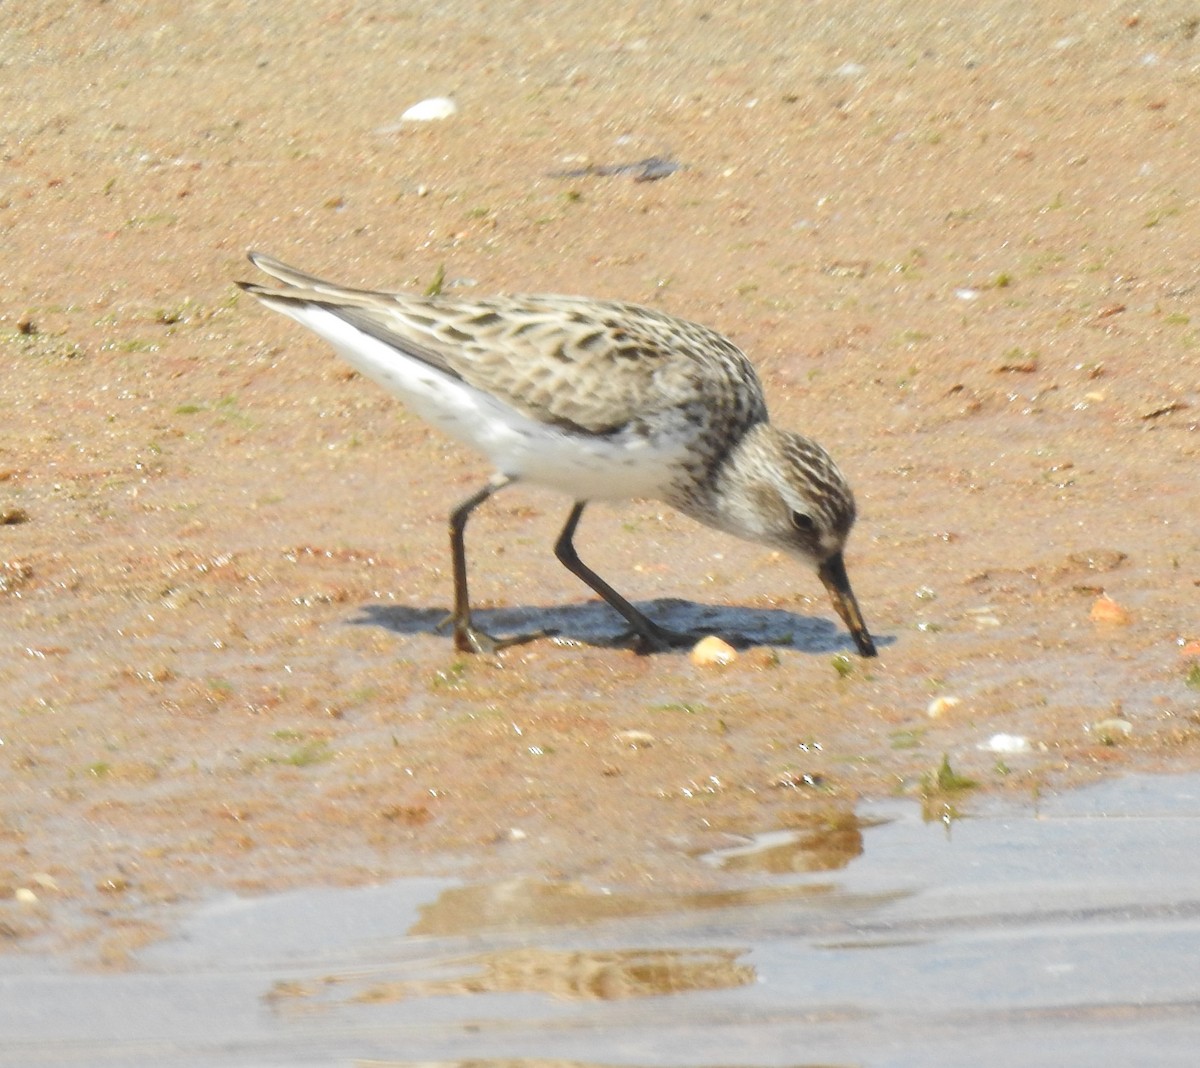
(982, 733, 1030, 753)
(399, 96, 458, 122)
(689, 635, 738, 667)
(615, 729, 655, 749)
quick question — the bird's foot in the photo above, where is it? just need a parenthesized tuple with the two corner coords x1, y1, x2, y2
(438, 613, 552, 654)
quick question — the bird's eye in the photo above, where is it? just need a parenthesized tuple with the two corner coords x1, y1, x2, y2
(790, 511, 817, 533)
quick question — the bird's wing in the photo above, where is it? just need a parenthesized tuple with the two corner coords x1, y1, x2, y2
(240, 253, 764, 436)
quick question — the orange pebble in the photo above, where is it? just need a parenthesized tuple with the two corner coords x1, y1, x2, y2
(1180, 640, 1200, 658)
(1089, 595, 1131, 625)
(689, 635, 738, 667)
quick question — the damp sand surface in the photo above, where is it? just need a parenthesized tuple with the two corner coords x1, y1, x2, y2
(1, 1, 1198, 975)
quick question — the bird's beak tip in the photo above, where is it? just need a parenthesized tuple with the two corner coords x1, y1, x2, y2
(817, 552, 877, 658)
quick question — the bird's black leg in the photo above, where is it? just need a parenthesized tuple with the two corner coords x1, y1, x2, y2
(443, 474, 545, 653)
(553, 502, 694, 653)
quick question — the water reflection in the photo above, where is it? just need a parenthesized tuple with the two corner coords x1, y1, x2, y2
(410, 875, 837, 937)
(702, 810, 874, 875)
(345, 946, 755, 1004)
(5, 774, 1200, 1066)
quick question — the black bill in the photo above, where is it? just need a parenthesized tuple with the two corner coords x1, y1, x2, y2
(817, 551, 877, 658)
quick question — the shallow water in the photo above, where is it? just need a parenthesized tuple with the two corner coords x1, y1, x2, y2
(4, 772, 1199, 1067)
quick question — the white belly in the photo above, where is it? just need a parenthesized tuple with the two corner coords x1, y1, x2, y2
(278, 303, 688, 500)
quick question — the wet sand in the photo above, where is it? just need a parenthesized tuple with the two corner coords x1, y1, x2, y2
(1, 2, 1197, 962)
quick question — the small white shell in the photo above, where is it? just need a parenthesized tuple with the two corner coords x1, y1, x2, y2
(399, 96, 458, 122)
(981, 733, 1030, 753)
(614, 729, 655, 749)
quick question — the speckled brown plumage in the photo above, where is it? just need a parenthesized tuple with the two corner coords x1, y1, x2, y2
(238, 252, 876, 657)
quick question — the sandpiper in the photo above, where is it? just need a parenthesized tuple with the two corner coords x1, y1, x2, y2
(237, 252, 877, 657)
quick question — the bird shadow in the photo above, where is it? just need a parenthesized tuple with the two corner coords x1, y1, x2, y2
(350, 597, 888, 656)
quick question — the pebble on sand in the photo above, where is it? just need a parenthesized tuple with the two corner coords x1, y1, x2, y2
(690, 635, 738, 667)
(927, 695, 962, 719)
(1090, 717, 1133, 742)
(1089, 595, 1131, 625)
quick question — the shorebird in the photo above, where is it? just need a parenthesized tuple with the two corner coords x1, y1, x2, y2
(238, 252, 876, 657)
